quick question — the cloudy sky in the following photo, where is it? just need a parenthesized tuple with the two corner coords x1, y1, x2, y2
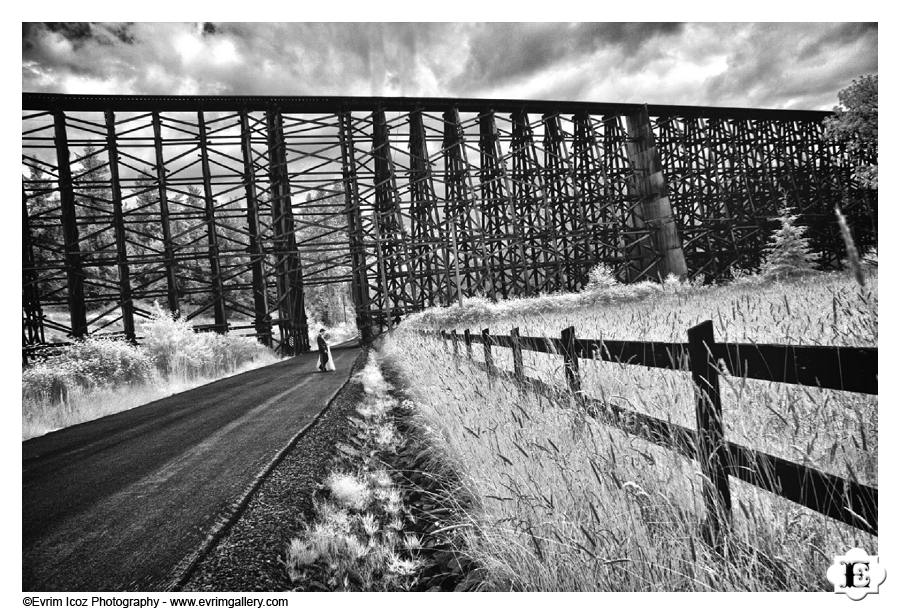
(22, 22, 876, 110)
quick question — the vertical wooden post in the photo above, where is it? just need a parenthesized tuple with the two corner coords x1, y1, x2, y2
(624, 105, 689, 280)
(53, 111, 88, 338)
(687, 319, 731, 545)
(266, 108, 309, 354)
(408, 109, 447, 309)
(451, 329, 459, 356)
(239, 110, 272, 347)
(510, 327, 524, 382)
(482, 327, 493, 374)
(483, 111, 531, 297)
(373, 109, 418, 319)
(560, 325, 582, 399)
(478, 111, 511, 299)
(572, 112, 607, 273)
(464, 328, 473, 360)
(104, 110, 136, 342)
(511, 110, 555, 294)
(22, 187, 44, 348)
(448, 215, 464, 309)
(151, 111, 180, 317)
(337, 111, 374, 344)
(197, 110, 228, 332)
(444, 106, 492, 299)
(542, 113, 575, 291)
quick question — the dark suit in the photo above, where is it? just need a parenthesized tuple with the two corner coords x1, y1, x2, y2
(316, 334, 328, 371)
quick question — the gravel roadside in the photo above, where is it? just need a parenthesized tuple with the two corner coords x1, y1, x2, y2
(180, 349, 370, 592)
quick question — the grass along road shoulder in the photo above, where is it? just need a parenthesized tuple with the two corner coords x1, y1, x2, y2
(381, 270, 877, 590)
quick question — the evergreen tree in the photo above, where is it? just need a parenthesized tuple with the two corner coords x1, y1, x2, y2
(584, 263, 619, 290)
(761, 204, 820, 280)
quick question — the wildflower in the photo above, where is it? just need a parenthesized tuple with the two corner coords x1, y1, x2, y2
(402, 534, 422, 553)
(326, 473, 372, 510)
(360, 513, 379, 537)
(286, 538, 320, 569)
(374, 424, 397, 449)
(386, 553, 420, 576)
(369, 469, 393, 489)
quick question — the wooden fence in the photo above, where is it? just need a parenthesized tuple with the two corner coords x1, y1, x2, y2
(411, 321, 878, 539)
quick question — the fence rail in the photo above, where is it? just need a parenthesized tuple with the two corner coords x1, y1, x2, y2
(410, 321, 878, 538)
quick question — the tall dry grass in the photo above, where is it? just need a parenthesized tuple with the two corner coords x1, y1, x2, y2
(22, 305, 278, 440)
(381, 269, 877, 590)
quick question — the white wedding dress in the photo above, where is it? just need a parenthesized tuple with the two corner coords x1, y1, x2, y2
(317, 341, 335, 371)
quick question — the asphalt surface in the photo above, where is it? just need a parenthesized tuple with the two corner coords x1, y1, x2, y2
(22, 343, 361, 592)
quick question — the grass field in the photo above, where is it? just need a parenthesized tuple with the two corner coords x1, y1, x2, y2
(382, 269, 877, 590)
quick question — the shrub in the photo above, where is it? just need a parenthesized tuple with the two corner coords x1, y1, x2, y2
(23, 304, 277, 438)
(23, 337, 154, 404)
(22, 361, 78, 405)
(140, 304, 270, 378)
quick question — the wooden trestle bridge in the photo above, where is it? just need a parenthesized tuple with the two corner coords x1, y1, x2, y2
(22, 94, 875, 356)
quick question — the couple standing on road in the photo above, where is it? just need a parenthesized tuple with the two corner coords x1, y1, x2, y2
(316, 328, 335, 372)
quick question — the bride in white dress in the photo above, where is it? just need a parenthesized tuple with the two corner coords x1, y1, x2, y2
(315, 328, 335, 372)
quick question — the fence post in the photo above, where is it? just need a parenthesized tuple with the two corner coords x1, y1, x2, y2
(451, 329, 459, 356)
(687, 319, 732, 547)
(561, 325, 582, 400)
(464, 329, 473, 360)
(440, 329, 448, 351)
(482, 328, 494, 375)
(511, 327, 524, 382)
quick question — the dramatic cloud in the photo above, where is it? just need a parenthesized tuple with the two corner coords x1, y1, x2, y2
(22, 22, 877, 109)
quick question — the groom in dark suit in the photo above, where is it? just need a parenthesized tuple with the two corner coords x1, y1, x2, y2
(316, 328, 329, 372)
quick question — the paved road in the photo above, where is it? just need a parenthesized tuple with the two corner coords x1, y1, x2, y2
(23, 344, 361, 592)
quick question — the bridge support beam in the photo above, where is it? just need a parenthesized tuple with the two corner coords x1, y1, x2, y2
(239, 110, 273, 347)
(53, 111, 88, 339)
(481, 111, 531, 297)
(625, 106, 689, 280)
(104, 110, 136, 342)
(338, 111, 374, 343)
(444, 107, 493, 300)
(22, 187, 44, 351)
(151, 111, 181, 317)
(409, 109, 452, 308)
(373, 109, 418, 324)
(478, 111, 516, 299)
(572, 113, 614, 275)
(266, 108, 309, 354)
(543, 113, 590, 291)
(197, 111, 228, 332)
(510, 111, 556, 293)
